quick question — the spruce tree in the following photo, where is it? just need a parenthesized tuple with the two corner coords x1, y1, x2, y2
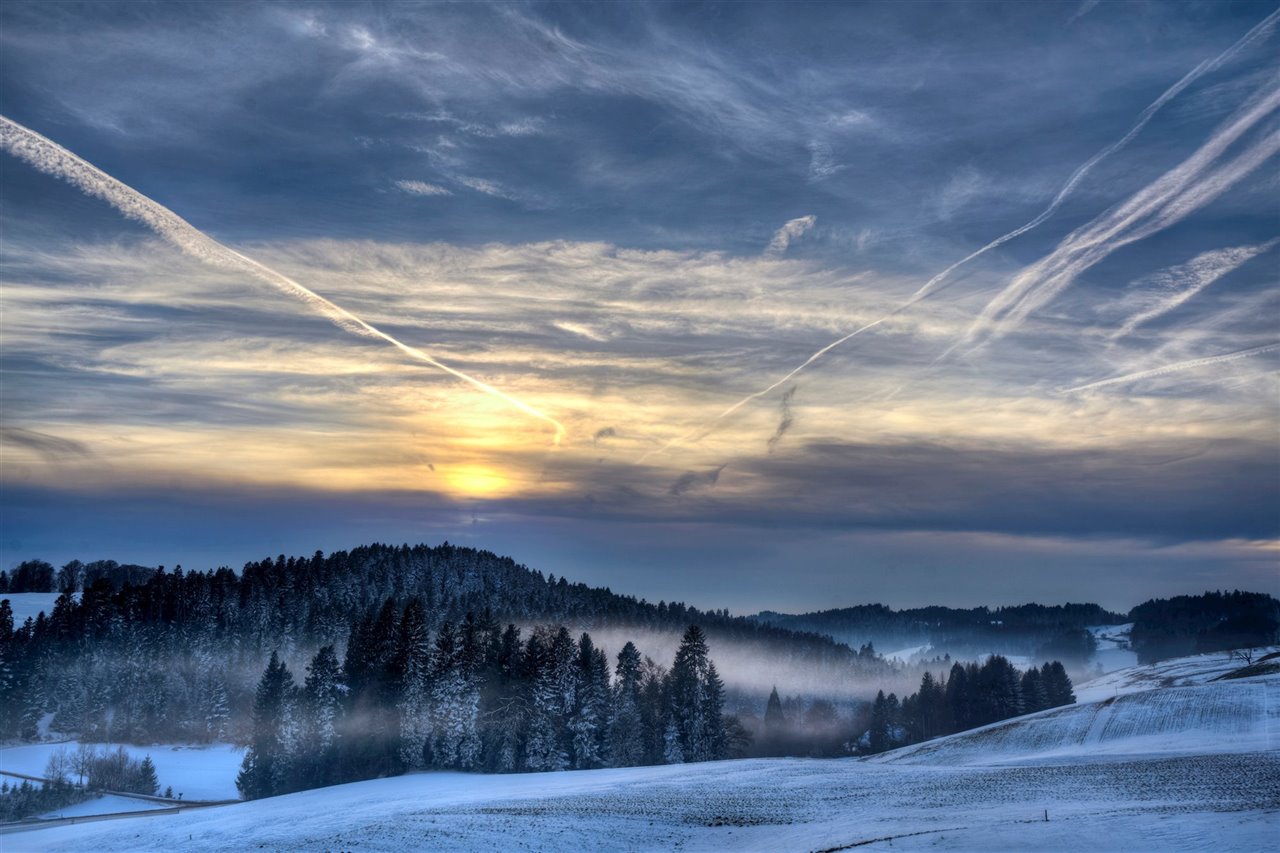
(236, 651, 296, 800)
(136, 755, 159, 796)
(606, 642, 645, 767)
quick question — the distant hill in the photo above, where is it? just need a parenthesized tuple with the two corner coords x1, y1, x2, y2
(751, 602, 1126, 666)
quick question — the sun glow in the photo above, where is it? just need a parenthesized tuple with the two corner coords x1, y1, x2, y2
(442, 464, 511, 498)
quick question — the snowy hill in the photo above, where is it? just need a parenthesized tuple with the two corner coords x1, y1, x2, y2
(872, 653, 1278, 767)
(5, 649, 1277, 852)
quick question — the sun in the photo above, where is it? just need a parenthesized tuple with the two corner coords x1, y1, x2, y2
(442, 464, 511, 498)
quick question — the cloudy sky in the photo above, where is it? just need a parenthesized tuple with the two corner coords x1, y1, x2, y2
(1, 1, 1277, 612)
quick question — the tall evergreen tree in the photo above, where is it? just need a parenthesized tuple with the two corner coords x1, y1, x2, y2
(606, 642, 645, 767)
(236, 651, 296, 800)
(666, 625, 725, 763)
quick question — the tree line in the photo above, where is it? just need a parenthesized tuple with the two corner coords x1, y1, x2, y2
(859, 655, 1075, 754)
(0, 544, 897, 746)
(237, 614, 732, 799)
(1128, 591, 1280, 664)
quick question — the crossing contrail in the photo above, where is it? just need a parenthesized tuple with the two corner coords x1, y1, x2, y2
(0, 115, 566, 445)
(1061, 342, 1280, 394)
(638, 7, 1280, 461)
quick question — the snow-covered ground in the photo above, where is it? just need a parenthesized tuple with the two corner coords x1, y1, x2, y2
(1074, 646, 1279, 703)
(37, 794, 172, 820)
(0, 742, 243, 801)
(5, 649, 1276, 852)
(1087, 623, 1138, 675)
(2, 593, 74, 626)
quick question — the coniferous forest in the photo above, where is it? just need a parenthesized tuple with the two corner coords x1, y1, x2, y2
(3, 543, 1275, 801)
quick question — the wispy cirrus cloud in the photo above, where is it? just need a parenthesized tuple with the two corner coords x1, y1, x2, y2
(395, 179, 452, 196)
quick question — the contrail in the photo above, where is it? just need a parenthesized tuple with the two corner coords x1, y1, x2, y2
(0, 115, 566, 445)
(639, 8, 1279, 461)
(1060, 342, 1280, 393)
(961, 87, 1280, 349)
(1110, 238, 1279, 341)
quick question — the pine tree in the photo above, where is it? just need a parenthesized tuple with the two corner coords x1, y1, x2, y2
(662, 717, 684, 764)
(236, 651, 296, 800)
(569, 634, 609, 769)
(394, 602, 432, 770)
(666, 625, 725, 763)
(606, 642, 645, 767)
(429, 622, 480, 769)
(1021, 667, 1049, 713)
(1042, 661, 1075, 707)
(136, 755, 159, 796)
(299, 645, 345, 785)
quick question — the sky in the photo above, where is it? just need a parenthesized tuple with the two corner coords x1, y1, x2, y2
(1, 0, 1277, 613)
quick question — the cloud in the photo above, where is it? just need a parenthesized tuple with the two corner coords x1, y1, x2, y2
(669, 464, 726, 496)
(766, 386, 796, 454)
(0, 426, 91, 460)
(806, 141, 844, 182)
(1109, 239, 1279, 340)
(0, 115, 567, 444)
(1062, 342, 1280, 394)
(640, 10, 1280, 458)
(593, 427, 617, 445)
(964, 82, 1280, 347)
(395, 180, 452, 196)
(765, 215, 817, 256)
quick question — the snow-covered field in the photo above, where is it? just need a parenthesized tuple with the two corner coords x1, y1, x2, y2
(4, 649, 1276, 852)
(2, 593, 72, 626)
(37, 794, 172, 820)
(1087, 623, 1138, 674)
(0, 742, 243, 801)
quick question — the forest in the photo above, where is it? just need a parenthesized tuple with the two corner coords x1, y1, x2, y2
(753, 602, 1124, 665)
(2, 543, 1272, 802)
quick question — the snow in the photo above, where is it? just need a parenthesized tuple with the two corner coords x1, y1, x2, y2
(5, 649, 1276, 851)
(2, 593, 73, 626)
(37, 794, 172, 820)
(1087, 623, 1138, 674)
(1074, 646, 1280, 703)
(0, 742, 243, 801)
(883, 644, 932, 662)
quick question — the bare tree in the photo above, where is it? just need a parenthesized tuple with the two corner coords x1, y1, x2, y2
(1229, 648, 1256, 666)
(71, 743, 97, 787)
(44, 747, 71, 784)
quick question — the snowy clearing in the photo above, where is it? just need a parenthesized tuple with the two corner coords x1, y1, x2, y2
(5, 649, 1277, 852)
(2, 594, 73, 627)
(0, 742, 243, 801)
(1086, 623, 1137, 674)
(36, 794, 172, 820)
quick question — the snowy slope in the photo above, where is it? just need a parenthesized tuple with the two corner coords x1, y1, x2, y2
(875, 648, 1279, 767)
(38, 795, 173, 820)
(5, 651, 1276, 852)
(1074, 646, 1279, 703)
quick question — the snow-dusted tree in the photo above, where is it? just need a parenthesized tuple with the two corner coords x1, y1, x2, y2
(666, 625, 725, 763)
(298, 644, 345, 785)
(236, 651, 296, 800)
(430, 622, 481, 769)
(662, 717, 684, 764)
(569, 634, 610, 769)
(606, 642, 645, 767)
(524, 627, 574, 772)
(136, 755, 159, 796)
(486, 623, 525, 772)
(394, 601, 432, 769)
